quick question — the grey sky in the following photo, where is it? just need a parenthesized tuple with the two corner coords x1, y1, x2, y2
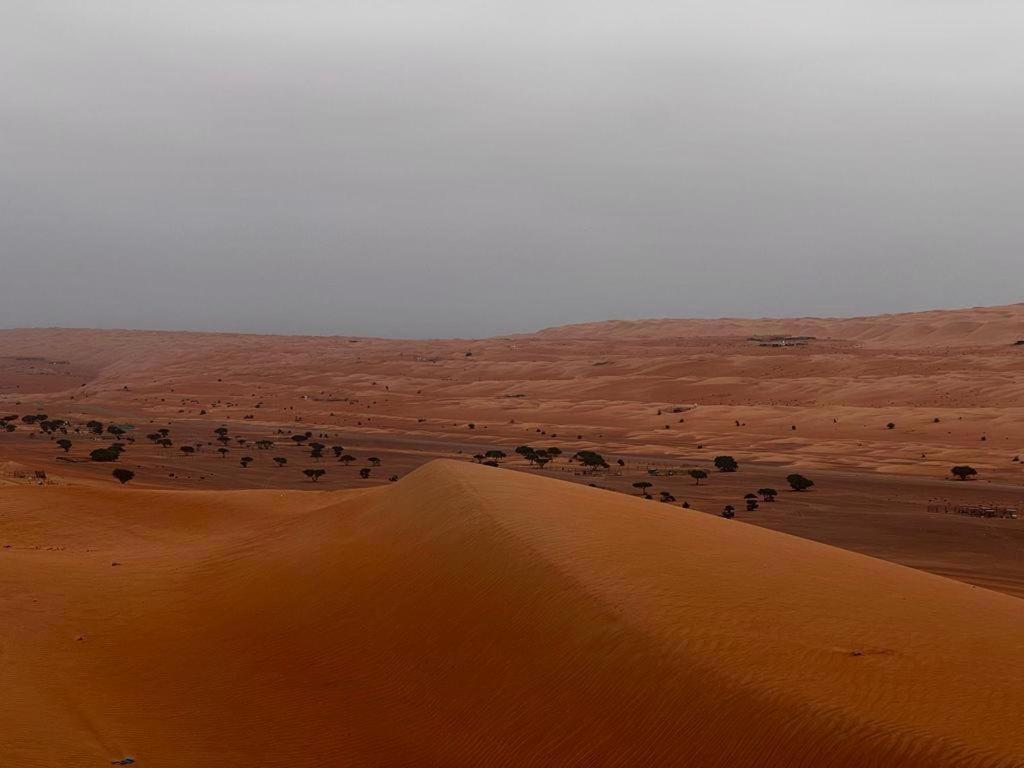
(2, 1, 1023, 338)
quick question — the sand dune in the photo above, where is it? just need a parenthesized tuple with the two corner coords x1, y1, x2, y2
(2, 304, 1024, 602)
(4, 304, 1024, 481)
(3, 460, 1023, 767)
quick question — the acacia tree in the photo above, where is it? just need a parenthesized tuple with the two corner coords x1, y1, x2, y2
(217, 447, 230, 458)
(722, 505, 735, 519)
(56, 438, 72, 453)
(757, 488, 778, 502)
(240, 456, 253, 468)
(714, 455, 738, 472)
(273, 456, 288, 467)
(339, 454, 356, 465)
(689, 469, 708, 485)
(359, 467, 371, 479)
(573, 450, 609, 471)
(112, 468, 135, 484)
(786, 474, 814, 491)
(950, 465, 978, 481)
(368, 456, 381, 466)
(90, 447, 119, 462)
(632, 480, 653, 496)
(303, 468, 326, 482)
(484, 450, 506, 463)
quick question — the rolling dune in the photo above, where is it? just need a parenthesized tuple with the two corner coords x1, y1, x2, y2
(3, 460, 1024, 767)
(539, 302, 1024, 348)
(4, 304, 1024, 484)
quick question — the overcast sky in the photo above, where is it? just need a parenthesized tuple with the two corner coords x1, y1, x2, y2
(2, 1, 1023, 338)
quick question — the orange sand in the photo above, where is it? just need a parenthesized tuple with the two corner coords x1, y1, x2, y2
(2, 460, 1024, 766)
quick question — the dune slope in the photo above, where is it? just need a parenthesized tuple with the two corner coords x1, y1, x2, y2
(2, 460, 1024, 767)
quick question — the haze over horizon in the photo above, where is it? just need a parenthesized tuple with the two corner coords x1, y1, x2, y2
(4, 1, 1024, 338)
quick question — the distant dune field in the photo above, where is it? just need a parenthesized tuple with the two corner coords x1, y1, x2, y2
(3, 304, 1024, 480)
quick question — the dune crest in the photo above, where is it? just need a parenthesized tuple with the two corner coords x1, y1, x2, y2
(535, 302, 1024, 348)
(3, 460, 1024, 766)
